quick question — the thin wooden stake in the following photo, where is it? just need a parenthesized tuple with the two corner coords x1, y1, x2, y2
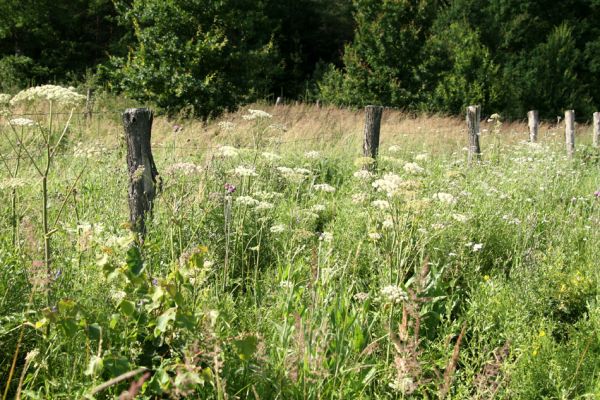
(275, 96, 283, 106)
(593, 112, 600, 148)
(528, 110, 539, 143)
(466, 105, 481, 163)
(565, 110, 575, 158)
(363, 105, 383, 160)
(123, 108, 159, 235)
(85, 88, 94, 122)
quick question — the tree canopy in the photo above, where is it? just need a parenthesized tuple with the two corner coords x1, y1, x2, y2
(1, 0, 599, 118)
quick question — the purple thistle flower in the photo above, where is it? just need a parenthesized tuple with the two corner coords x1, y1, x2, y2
(594, 190, 600, 198)
(224, 183, 236, 194)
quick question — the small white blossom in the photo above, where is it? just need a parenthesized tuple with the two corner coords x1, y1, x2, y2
(235, 196, 259, 207)
(433, 192, 457, 205)
(472, 243, 484, 252)
(388, 145, 402, 154)
(304, 150, 321, 159)
(372, 173, 403, 197)
(255, 201, 274, 211)
(270, 224, 286, 233)
(9, 118, 36, 127)
(243, 109, 272, 120)
(371, 200, 390, 210)
(368, 232, 381, 240)
(217, 121, 236, 130)
(381, 285, 408, 304)
(352, 192, 369, 204)
(319, 232, 333, 242)
(311, 204, 326, 213)
(261, 152, 281, 161)
(231, 165, 258, 177)
(403, 162, 425, 175)
(313, 183, 336, 193)
(279, 280, 293, 289)
(217, 145, 239, 157)
(353, 170, 374, 180)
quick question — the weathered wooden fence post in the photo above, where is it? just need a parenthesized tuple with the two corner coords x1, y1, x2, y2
(363, 105, 383, 161)
(123, 108, 159, 236)
(565, 110, 575, 158)
(85, 88, 94, 122)
(593, 112, 600, 148)
(466, 105, 481, 163)
(275, 96, 283, 106)
(528, 110, 539, 143)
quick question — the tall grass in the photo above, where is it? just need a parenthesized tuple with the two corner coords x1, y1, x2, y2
(0, 95, 598, 398)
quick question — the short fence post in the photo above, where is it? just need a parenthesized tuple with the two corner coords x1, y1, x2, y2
(593, 112, 600, 148)
(363, 105, 383, 161)
(316, 99, 321, 108)
(528, 110, 539, 143)
(565, 110, 575, 158)
(466, 105, 481, 163)
(123, 108, 159, 236)
(85, 88, 94, 122)
(275, 96, 283, 106)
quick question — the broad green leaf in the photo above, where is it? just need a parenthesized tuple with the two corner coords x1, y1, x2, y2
(154, 307, 176, 337)
(126, 245, 144, 276)
(233, 335, 259, 361)
(119, 300, 136, 316)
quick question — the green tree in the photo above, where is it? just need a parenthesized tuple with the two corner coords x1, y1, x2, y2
(105, 0, 278, 118)
(319, 0, 439, 108)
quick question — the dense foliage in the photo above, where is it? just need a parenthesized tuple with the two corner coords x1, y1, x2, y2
(1, 1, 600, 116)
(0, 93, 599, 398)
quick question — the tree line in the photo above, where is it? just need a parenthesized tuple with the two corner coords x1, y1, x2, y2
(1, 0, 599, 119)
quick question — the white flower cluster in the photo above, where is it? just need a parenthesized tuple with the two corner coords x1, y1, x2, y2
(242, 109, 272, 120)
(432, 192, 457, 205)
(73, 142, 109, 158)
(353, 170, 374, 180)
(313, 183, 336, 193)
(403, 162, 425, 175)
(319, 232, 334, 242)
(270, 224, 286, 233)
(165, 162, 202, 176)
(10, 85, 85, 107)
(415, 153, 428, 161)
(235, 196, 260, 207)
(217, 145, 239, 158)
(255, 201, 274, 211)
(276, 166, 312, 182)
(261, 152, 281, 161)
(231, 165, 258, 177)
(372, 173, 403, 197)
(380, 285, 408, 304)
(304, 150, 321, 159)
(371, 200, 390, 210)
(388, 145, 402, 154)
(0, 177, 27, 190)
(9, 118, 36, 127)
(217, 121, 236, 131)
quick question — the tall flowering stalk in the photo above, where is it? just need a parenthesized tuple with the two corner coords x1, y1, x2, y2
(7, 85, 85, 275)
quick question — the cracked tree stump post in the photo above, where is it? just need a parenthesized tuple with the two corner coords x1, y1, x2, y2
(593, 112, 600, 148)
(123, 108, 159, 236)
(528, 110, 539, 143)
(363, 105, 383, 164)
(565, 110, 575, 158)
(467, 105, 481, 164)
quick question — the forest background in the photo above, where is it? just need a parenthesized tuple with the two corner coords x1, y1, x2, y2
(1, 0, 599, 119)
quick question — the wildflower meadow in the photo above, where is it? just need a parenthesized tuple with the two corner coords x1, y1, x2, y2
(0, 87, 599, 399)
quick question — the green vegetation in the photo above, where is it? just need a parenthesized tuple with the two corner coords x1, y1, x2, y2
(1, 1, 600, 118)
(0, 91, 598, 398)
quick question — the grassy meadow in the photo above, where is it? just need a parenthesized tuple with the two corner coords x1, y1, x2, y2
(1, 91, 599, 399)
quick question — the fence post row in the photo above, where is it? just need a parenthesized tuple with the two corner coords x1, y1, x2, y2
(85, 88, 94, 122)
(565, 110, 575, 158)
(123, 108, 159, 236)
(528, 110, 539, 143)
(466, 105, 481, 164)
(593, 112, 600, 148)
(363, 105, 383, 162)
